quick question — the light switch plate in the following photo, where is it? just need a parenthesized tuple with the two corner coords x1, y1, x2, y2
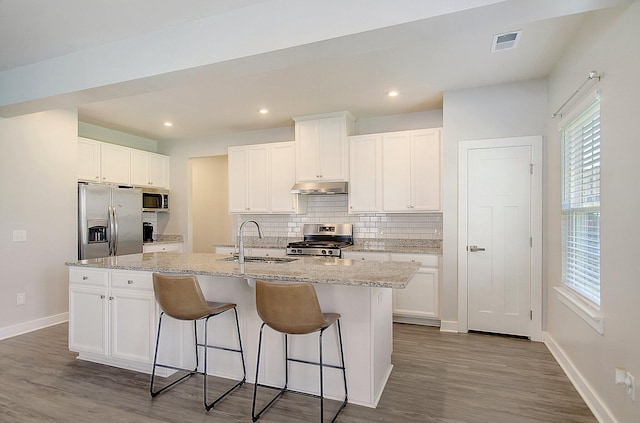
(13, 229, 27, 242)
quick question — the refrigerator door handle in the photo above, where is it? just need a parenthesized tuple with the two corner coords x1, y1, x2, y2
(112, 206, 119, 256)
(107, 206, 114, 255)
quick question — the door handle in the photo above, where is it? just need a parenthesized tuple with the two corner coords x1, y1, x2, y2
(468, 245, 486, 252)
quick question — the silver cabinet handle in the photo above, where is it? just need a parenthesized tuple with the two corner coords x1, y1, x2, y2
(100, 294, 105, 299)
(127, 280, 134, 284)
(468, 245, 486, 252)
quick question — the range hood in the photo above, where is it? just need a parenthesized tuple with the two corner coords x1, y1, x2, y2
(290, 181, 348, 195)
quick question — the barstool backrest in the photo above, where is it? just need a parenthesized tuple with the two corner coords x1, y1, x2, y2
(255, 280, 326, 334)
(152, 273, 212, 320)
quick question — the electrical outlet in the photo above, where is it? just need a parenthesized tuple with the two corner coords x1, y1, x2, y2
(13, 229, 27, 242)
(16, 292, 26, 305)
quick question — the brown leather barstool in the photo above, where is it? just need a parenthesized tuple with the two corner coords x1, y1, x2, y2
(251, 280, 347, 423)
(150, 273, 245, 411)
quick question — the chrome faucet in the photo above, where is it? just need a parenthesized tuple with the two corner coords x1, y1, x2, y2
(238, 220, 263, 264)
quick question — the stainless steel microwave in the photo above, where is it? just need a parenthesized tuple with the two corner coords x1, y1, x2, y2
(142, 188, 169, 212)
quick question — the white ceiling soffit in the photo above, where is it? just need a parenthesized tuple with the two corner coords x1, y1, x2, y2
(0, 0, 634, 141)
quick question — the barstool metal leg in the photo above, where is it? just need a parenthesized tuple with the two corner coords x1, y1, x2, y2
(203, 307, 246, 411)
(150, 312, 197, 397)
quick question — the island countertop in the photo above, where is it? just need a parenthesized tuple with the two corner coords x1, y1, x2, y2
(66, 252, 420, 288)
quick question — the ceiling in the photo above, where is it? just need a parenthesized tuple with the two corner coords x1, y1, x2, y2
(0, 0, 630, 142)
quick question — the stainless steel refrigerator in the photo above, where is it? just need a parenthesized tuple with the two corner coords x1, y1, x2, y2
(78, 183, 143, 259)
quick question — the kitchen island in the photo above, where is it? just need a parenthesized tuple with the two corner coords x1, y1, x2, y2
(66, 252, 420, 408)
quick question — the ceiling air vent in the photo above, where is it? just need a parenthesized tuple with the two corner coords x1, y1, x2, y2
(491, 30, 522, 52)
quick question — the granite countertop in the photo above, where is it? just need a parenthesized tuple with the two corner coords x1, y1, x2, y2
(144, 234, 183, 245)
(215, 237, 442, 255)
(66, 252, 420, 289)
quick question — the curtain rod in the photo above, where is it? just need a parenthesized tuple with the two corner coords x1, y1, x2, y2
(552, 70, 601, 118)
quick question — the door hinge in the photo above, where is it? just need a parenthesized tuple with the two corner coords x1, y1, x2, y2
(530, 237, 533, 247)
(530, 164, 534, 175)
(530, 310, 533, 320)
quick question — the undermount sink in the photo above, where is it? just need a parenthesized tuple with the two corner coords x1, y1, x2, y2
(218, 256, 298, 264)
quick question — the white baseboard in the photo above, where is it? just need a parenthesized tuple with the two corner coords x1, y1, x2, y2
(439, 320, 459, 333)
(544, 332, 616, 423)
(0, 313, 69, 341)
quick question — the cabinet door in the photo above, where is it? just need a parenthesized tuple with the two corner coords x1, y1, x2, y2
(382, 132, 412, 211)
(247, 145, 269, 213)
(270, 142, 299, 213)
(228, 147, 250, 212)
(349, 135, 381, 212)
(101, 143, 131, 185)
(78, 138, 101, 182)
(148, 153, 168, 188)
(110, 288, 156, 363)
(317, 116, 348, 181)
(393, 267, 439, 319)
(143, 242, 183, 253)
(295, 120, 321, 181)
(130, 149, 149, 186)
(411, 130, 441, 211)
(69, 284, 108, 355)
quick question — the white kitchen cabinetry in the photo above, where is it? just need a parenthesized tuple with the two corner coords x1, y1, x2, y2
(143, 242, 183, 253)
(382, 129, 441, 212)
(389, 254, 439, 325)
(78, 137, 170, 188)
(294, 111, 355, 182)
(342, 251, 440, 325)
(78, 138, 102, 182)
(69, 268, 157, 372)
(131, 150, 169, 188)
(228, 142, 305, 214)
(348, 134, 382, 213)
(100, 142, 131, 185)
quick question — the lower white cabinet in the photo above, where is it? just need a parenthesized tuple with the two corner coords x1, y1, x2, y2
(342, 251, 440, 325)
(143, 242, 183, 253)
(69, 268, 157, 372)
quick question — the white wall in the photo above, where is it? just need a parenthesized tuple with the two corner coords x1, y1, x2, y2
(545, 3, 640, 421)
(0, 109, 78, 338)
(441, 79, 548, 327)
(79, 122, 159, 152)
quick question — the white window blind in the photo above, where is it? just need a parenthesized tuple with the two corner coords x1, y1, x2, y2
(561, 99, 601, 305)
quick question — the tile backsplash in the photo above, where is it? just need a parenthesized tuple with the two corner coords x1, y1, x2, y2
(232, 195, 442, 240)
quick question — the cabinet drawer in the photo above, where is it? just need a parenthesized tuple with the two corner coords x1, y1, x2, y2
(143, 242, 183, 253)
(342, 252, 389, 262)
(111, 271, 153, 291)
(69, 268, 109, 286)
(389, 254, 439, 267)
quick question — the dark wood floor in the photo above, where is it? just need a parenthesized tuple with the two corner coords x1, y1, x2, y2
(0, 323, 595, 422)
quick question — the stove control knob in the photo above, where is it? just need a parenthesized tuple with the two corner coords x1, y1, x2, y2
(328, 250, 333, 255)
(297, 249, 302, 254)
(321, 250, 327, 255)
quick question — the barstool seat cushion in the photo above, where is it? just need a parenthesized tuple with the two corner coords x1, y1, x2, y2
(255, 280, 340, 335)
(153, 273, 235, 321)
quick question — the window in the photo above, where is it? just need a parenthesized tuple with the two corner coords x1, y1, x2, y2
(561, 99, 601, 305)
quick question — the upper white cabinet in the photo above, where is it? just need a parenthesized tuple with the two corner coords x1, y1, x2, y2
(228, 144, 269, 213)
(294, 111, 355, 182)
(382, 129, 441, 212)
(100, 143, 131, 185)
(78, 137, 130, 185)
(348, 134, 382, 213)
(228, 141, 305, 214)
(78, 138, 102, 182)
(78, 138, 169, 188)
(131, 150, 169, 188)
(348, 128, 442, 213)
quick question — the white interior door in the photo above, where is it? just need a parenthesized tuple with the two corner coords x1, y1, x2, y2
(458, 136, 542, 339)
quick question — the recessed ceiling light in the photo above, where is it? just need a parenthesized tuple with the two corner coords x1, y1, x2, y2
(387, 90, 399, 97)
(259, 108, 269, 114)
(163, 122, 173, 127)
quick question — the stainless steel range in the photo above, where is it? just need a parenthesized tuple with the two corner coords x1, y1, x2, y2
(287, 223, 353, 257)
